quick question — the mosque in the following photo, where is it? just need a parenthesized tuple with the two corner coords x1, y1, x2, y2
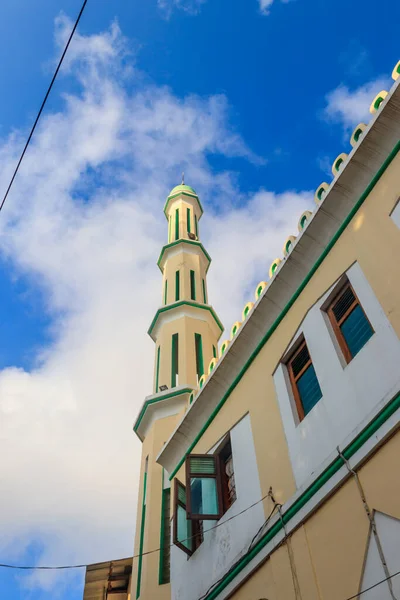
(83, 59, 400, 600)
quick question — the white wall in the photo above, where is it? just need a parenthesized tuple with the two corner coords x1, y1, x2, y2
(170, 414, 264, 600)
(274, 262, 400, 488)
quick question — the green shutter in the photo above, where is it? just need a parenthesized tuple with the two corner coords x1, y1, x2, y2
(155, 346, 161, 393)
(195, 333, 204, 379)
(171, 333, 179, 387)
(175, 208, 179, 240)
(187, 208, 191, 234)
(202, 279, 207, 303)
(164, 280, 168, 305)
(175, 270, 180, 301)
(190, 455, 216, 474)
(195, 214, 198, 237)
(190, 270, 196, 300)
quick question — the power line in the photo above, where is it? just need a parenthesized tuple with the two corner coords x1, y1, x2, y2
(345, 569, 400, 600)
(0, 0, 89, 213)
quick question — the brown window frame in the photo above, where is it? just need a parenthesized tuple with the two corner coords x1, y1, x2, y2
(172, 479, 202, 556)
(185, 454, 224, 521)
(326, 281, 374, 364)
(287, 337, 315, 422)
(216, 437, 236, 513)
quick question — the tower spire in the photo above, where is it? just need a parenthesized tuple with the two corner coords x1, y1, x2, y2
(181, 171, 185, 185)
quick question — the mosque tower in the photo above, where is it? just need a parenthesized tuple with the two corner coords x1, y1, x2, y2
(131, 181, 223, 599)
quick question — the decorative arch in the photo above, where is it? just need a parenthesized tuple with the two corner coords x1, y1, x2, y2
(370, 90, 388, 114)
(208, 357, 217, 375)
(283, 235, 297, 256)
(198, 374, 206, 390)
(332, 152, 348, 176)
(254, 281, 268, 300)
(314, 182, 329, 204)
(298, 210, 313, 232)
(269, 258, 282, 279)
(230, 321, 242, 339)
(220, 339, 230, 356)
(392, 60, 400, 80)
(350, 123, 367, 147)
(242, 301, 254, 320)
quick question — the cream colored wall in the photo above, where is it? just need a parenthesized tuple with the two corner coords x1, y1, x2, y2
(132, 413, 179, 600)
(161, 249, 208, 305)
(155, 315, 218, 390)
(166, 196, 202, 243)
(228, 428, 400, 600)
(172, 152, 400, 515)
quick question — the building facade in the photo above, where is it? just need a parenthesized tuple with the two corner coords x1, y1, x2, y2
(84, 58, 400, 600)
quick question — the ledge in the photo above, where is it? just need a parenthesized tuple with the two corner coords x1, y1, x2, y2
(163, 190, 204, 220)
(148, 301, 224, 342)
(157, 239, 212, 273)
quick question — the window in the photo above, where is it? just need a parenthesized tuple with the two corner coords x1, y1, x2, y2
(185, 455, 223, 520)
(175, 270, 180, 301)
(187, 207, 191, 234)
(287, 339, 322, 420)
(327, 281, 374, 363)
(173, 480, 202, 556)
(195, 214, 198, 237)
(190, 270, 196, 300)
(218, 437, 236, 512)
(175, 208, 180, 240)
(171, 334, 179, 387)
(195, 333, 204, 381)
(202, 279, 207, 303)
(159, 483, 171, 584)
(164, 280, 168, 305)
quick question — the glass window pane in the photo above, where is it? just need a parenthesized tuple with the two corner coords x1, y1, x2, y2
(190, 477, 218, 516)
(297, 364, 322, 416)
(340, 304, 373, 358)
(177, 505, 192, 551)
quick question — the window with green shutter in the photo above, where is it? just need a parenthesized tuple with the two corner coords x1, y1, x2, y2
(171, 334, 179, 387)
(202, 279, 207, 303)
(175, 208, 180, 240)
(175, 270, 180, 301)
(187, 207, 191, 234)
(327, 282, 374, 363)
(287, 338, 322, 420)
(185, 454, 223, 520)
(195, 333, 204, 381)
(190, 270, 196, 300)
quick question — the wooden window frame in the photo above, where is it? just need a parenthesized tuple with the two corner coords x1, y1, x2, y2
(216, 437, 236, 514)
(185, 454, 223, 521)
(326, 281, 374, 364)
(173, 480, 203, 556)
(287, 338, 313, 422)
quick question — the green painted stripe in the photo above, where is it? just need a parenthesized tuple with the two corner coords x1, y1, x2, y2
(164, 280, 168, 305)
(187, 207, 191, 234)
(157, 239, 212, 273)
(195, 214, 198, 237)
(134, 387, 193, 433)
(163, 190, 204, 219)
(203, 279, 207, 304)
(148, 301, 224, 338)
(169, 141, 400, 481)
(155, 346, 161, 394)
(158, 471, 170, 585)
(171, 333, 178, 388)
(136, 471, 147, 599)
(204, 389, 400, 599)
(175, 270, 180, 301)
(175, 208, 179, 241)
(190, 270, 196, 301)
(195, 333, 204, 378)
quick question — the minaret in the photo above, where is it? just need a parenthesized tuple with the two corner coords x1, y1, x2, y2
(132, 183, 223, 600)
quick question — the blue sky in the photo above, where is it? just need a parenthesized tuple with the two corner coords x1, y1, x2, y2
(0, 0, 398, 598)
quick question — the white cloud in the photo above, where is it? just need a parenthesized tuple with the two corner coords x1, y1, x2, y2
(259, 0, 292, 16)
(0, 16, 312, 595)
(323, 77, 390, 132)
(157, 0, 207, 17)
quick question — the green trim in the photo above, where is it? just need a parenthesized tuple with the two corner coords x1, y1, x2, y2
(213, 345, 217, 359)
(175, 270, 180, 301)
(171, 333, 179, 388)
(134, 387, 193, 433)
(190, 270, 196, 301)
(187, 207, 191, 234)
(195, 214, 198, 237)
(189, 392, 194, 404)
(300, 215, 308, 229)
(148, 301, 224, 338)
(244, 306, 250, 318)
(203, 389, 400, 599)
(136, 470, 147, 599)
(374, 96, 384, 110)
(158, 473, 171, 585)
(285, 240, 292, 253)
(195, 333, 204, 379)
(175, 208, 179, 241)
(202, 279, 207, 304)
(256, 285, 263, 298)
(334, 157, 344, 172)
(353, 128, 363, 143)
(317, 186, 326, 200)
(157, 240, 212, 273)
(164, 280, 168, 305)
(271, 262, 278, 275)
(163, 190, 204, 220)
(168, 141, 400, 481)
(155, 346, 161, 393)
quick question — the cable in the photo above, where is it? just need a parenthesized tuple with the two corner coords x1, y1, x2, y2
(345, 569, 400, 599)
(0, 0, 89, 213)
(0, 488, 275, 570)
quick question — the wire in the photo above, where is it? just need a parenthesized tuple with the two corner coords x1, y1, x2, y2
(0, 0, 89, 213)
(345, 569, 400, 600)
(0, 488, 275, 570)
